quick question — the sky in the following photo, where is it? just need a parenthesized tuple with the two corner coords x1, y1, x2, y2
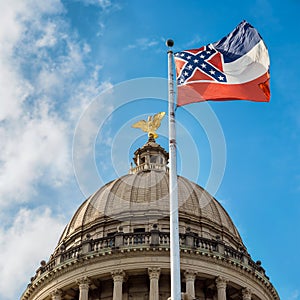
(0, 0, 299, 299)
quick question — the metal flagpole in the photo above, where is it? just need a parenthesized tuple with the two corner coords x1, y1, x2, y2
(166, 39, 181, 300)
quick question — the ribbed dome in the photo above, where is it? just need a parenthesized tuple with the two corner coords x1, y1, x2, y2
(58, 170, 243, 250)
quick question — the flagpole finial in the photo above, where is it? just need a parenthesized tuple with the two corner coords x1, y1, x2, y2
(166, 39, 174, 48)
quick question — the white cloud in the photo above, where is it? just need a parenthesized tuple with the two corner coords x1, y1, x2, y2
(0, 0, 115, 299)
(35, 22, 58, 48)
(0, 0, 112, 207)
(0, 1, 62, 122)
(0, 101, 71, 205)
(185, 35, 203, 48)
(126, 37, 159, 50)
(71, 80, 115, 196)
(97, 21, 106, 36)
(0, 207, 65, 300)
(0, 9, 73, 205)
(78, 0, 112, 9)
(0, 62, 31, 120)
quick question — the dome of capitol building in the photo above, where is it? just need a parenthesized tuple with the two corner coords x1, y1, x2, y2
(21, 136, 279, 300)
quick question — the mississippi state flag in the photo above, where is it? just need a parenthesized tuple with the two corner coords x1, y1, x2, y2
(174, 21, 270, 106)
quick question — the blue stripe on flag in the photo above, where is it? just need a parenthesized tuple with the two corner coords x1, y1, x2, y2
(213, 21, 262, 63)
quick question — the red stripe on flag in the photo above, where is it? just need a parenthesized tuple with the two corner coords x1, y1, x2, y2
(177, 72, 270, 106)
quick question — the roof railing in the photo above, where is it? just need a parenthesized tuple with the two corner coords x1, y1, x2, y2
(29, 229, 268, 285)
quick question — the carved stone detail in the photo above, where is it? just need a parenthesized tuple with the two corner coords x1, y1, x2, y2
(111, 269, 126, 283)
(148, 267, 161, 280)
(242, 287, 252, 300)
(216, 276, 227, 289)
(50, 289, 63, 300)
(184, 269, 197, 281)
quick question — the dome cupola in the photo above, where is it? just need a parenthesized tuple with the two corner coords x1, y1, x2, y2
(129, 136, 169, 174)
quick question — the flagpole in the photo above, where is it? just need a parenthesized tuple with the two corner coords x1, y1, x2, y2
(167, 39, 181, 300)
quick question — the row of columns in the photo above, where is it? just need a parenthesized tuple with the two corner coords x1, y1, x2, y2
(50, 277, 90, 300)
(50, 272, 252, 300)
(215, 276, 252, 300)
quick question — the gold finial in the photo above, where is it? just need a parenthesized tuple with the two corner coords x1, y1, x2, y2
(132, 112, 166, 139)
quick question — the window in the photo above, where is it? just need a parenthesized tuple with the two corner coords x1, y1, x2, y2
(133, 228, 145, 233)
(107, 231, 117, 237)
(150, 156, 157, 163)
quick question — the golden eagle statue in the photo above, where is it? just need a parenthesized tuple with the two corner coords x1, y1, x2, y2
(132, 112, 166, 139)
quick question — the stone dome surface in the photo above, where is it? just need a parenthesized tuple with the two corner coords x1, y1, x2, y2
(58, 170, 243, 251)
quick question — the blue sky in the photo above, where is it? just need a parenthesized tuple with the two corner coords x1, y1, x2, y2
(0, 0, 299, 299)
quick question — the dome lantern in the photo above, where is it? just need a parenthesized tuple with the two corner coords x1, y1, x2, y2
(129, 136, 169, 174)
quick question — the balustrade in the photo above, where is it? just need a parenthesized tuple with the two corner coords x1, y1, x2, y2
(159, 232, 170, 245)
(61, 245, 82, 261)
(224, 245, 243, 260)
(36, 229, 267, 281)
(129, 162, 169, 174)
(91, 237, 115, 251)
(44, 259, 56, 272)
(194, 236, 217, 251)
(123, 232, 151, 246)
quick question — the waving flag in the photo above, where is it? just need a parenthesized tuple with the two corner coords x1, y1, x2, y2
(174, 21, 270, 106)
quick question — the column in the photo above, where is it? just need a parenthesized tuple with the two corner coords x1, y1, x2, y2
(184, 270, 197, 299)
(242, 287, 252, 300)
(215, 276, 227, 300)
(112, 269, 126, 300)
(148, 267, 161, 300)
(77, 277, 90, 300)
(50, 289, 62, 300)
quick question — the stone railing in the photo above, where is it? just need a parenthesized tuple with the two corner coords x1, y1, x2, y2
(129, 162, 169, 174)
(31, 230, 268, 283)
(91, 236, 115, 251)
